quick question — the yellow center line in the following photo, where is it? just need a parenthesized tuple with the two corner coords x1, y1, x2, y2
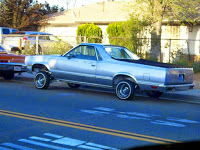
(0, 109, 180, 144)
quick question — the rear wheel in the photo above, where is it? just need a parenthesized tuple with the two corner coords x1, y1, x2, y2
(34, 71, 50, 89)
(146, 91, 163, 98)
(68, 83, 80, 89)
(115, 80, 136, 100)
(3, 72, 14, 80)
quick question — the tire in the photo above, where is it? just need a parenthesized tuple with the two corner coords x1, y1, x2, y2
(115, 80, 136, 100)
(3, 72, 14, 80)
(68, 83, 80, 89)
(34, 71, 50, 89)
(146, 91, 163, 98)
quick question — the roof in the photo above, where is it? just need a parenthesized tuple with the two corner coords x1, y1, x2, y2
(11, 31, 52, 35)
(47, 1, 131, 25)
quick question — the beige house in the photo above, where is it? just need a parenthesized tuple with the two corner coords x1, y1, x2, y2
(40, 1, 200, 62)
(40, 1, 131, 45)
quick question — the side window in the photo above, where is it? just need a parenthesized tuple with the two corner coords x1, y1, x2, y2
(2, 29, 10, 34)
(66, 46, 97, 60)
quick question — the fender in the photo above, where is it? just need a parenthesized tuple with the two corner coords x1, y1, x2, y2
(113, 72, 138, 85)
(31, 63, 50, 72)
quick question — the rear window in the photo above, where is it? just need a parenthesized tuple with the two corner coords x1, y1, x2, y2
(2, 29, 10, 34)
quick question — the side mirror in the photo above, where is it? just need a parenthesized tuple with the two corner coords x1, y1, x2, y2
(67, 54, 75, 59)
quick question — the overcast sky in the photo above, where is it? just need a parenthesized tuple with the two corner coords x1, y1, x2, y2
(37, 0, 105, 9)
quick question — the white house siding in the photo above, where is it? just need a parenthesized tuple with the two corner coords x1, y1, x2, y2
(188, 25, 200, 55)
(40, 26, 78, 46)
(98, 25, 109, 44)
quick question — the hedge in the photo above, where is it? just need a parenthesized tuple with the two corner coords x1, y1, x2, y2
(77, 23, 102, 43)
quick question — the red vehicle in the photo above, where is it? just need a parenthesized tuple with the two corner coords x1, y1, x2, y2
(0, 45, 26, 80)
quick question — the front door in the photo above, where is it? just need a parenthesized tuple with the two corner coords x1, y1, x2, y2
(54, 45, 97, 84)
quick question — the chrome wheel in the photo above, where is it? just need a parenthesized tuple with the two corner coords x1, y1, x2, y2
(34, 71, 50, 89)
(116, 80, 135, 100)
(35, 74, 46, 88)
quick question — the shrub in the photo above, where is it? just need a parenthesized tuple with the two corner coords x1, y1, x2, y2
(43, 42, 73, 55)
(106, 22, 124, 45)
(191, 62, 200, 74)
(106, 16, 149, 55)
(77, 23, 102, 43)
(21, 41, 73, 55)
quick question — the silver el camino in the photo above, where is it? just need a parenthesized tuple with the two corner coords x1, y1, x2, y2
(25, 43, 194, 100)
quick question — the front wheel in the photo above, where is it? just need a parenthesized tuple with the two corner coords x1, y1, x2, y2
(115, 80, 136, 100)
(146, 91, 163, 98)
(34, 71, 50, 89)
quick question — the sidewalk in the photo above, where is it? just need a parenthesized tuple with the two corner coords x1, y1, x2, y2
(14, 72, 200, 97)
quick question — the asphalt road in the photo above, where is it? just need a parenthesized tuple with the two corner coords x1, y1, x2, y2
(0, 78, 200, 150)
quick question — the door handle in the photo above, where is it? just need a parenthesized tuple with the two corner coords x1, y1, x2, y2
(91, 64, 96, 67)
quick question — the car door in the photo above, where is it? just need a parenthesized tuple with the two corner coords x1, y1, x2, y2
(53, 45, 97, 84)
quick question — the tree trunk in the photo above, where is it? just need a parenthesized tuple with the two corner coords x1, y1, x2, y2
(150, 20, 162, 62)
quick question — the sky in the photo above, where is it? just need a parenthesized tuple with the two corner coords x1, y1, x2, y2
(37, 0, 105, 9)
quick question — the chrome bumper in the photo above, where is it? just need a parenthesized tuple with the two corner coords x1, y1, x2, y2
(159, 83, 195, 92)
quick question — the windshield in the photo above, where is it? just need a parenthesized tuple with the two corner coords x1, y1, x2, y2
(104, 46, 140, 60)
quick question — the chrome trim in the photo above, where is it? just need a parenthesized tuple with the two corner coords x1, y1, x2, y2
(159, 83, 195, 88)
(57, 79, 113, 89)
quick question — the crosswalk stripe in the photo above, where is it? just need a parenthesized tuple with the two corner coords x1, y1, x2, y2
(18, 139, 71, 150)
(44, 133, 63, 138)
(29, 136, 52, 142)
(52, 137, 85, 146)
(2, 143, 35, 150)
(86, 142, 118, 150)
(78, 145, 103, 150)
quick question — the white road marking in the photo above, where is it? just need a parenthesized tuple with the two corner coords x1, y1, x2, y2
(78, 145, 103, 150)
(29, 136, 52, 142)
(44, 133, 63, 138)
(151, 120, 185, 127)
(121, 112, 153, 117)
(116, 114, 150, 120)
(2, 143, 35, 150)
(80, 110, 110, 115)
(19, 139, 71, 150)
(167, 117, 199, 124)
(94, 107, 115, 112)
(0, 146, 13, 150)
(86, 142, 119, 150)
(52, 137, 85, 146)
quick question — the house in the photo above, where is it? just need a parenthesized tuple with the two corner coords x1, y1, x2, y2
(40, 1, 200, 62)
(39, 1, 131, 45)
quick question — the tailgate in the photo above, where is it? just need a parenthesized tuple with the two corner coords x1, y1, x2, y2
(165, 68, 193, 85)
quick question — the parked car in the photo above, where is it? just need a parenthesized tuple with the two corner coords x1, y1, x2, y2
(25, 43, 194, 100)
(0, 45, 26, 80)
(0, 27, 18, 44)
(2, 31, 58, 54)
